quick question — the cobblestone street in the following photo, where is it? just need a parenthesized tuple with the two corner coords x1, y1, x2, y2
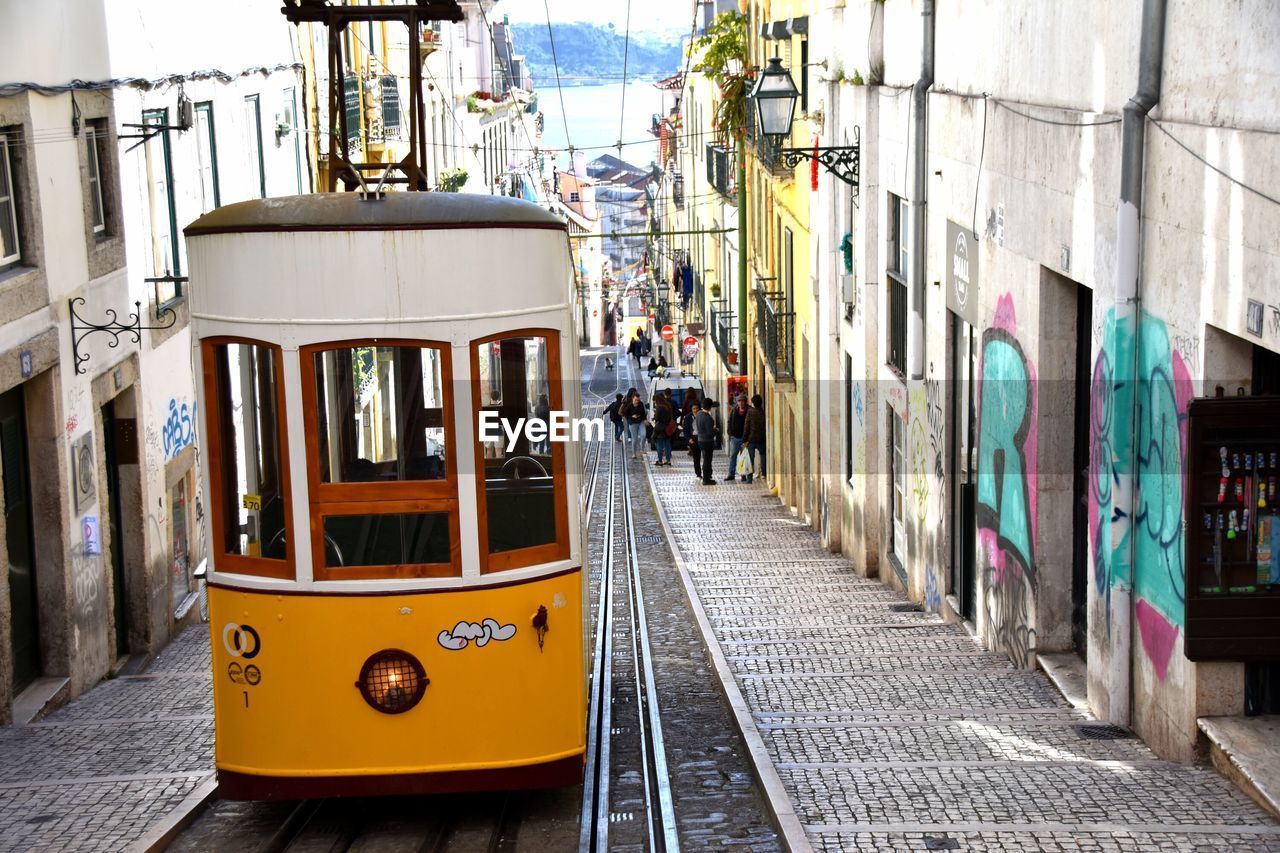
(646, 454, 1280, 852)
(0, 628, 213, 852)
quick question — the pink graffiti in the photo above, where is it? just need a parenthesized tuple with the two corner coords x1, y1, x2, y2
(993, 292, 1018, 333)
(1136, 599, 1179, 681)
(65, 414, 78, 437)
(975, 293, 1038, 586)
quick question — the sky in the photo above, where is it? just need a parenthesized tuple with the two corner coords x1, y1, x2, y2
(493, 0, 695, 35)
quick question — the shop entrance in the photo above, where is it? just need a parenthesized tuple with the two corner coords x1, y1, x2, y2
(1, 385, 40, 694)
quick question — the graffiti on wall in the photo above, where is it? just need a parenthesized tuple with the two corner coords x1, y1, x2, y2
(162, 399, 196, 462)
(976, 294, 1038, 586)
(1089, 308, 1193, 681)
(972, 294, 1038, 666)
(71, 544, 101, 619)
(924, 563, 942, 612)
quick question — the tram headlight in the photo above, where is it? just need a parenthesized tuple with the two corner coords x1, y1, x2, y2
(355, 649, 428, 714)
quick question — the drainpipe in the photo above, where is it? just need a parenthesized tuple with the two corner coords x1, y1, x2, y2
(1109, 0, 1167, 729)
(908, 0, 934, 380)
(738, 145, 748, 367)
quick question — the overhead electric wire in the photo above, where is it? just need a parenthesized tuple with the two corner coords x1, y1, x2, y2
(617, 0, 633, 153)
(542, 0, 574, 154)
(1149, 118, 1280, 208)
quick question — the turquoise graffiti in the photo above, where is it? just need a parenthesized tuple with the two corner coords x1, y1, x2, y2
(976, 318, 1038, 585)
(1089, 309, 1192, 681)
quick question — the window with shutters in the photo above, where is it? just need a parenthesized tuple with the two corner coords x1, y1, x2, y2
(343, 75, 361, 142)
(194, 103, 220, 213)
(380, 75, 401, 138)
(86, 119, 107, 235)
(142, 110, 180, 295)
(243, 95, 265, 199)
(0, 127, 23, 270)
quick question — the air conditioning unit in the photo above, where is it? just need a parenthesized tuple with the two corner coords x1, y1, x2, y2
(840, 273, 855, 304)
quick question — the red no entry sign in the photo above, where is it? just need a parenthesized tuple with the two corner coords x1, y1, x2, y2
(661, 325, 675, 341)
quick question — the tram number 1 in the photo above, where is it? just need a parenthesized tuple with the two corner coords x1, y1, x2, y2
(243, 691, 250, 708)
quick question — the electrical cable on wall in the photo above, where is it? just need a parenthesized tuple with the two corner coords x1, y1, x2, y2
(1149, 118, 1280, 208)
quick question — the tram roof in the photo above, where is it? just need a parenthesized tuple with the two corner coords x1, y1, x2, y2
(185, 192, 567, 237)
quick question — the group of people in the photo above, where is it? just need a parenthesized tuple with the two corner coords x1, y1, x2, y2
(603, 388, 767, 487)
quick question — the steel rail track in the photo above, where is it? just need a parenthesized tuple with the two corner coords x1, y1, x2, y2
(579, 352, 679, 853)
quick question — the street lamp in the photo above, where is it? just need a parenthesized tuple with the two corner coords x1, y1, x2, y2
(748, 58, 800, 140)
(747, 57, 861, 190)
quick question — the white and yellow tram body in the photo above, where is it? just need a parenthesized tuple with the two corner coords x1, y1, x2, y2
(185, 194, 586, 799)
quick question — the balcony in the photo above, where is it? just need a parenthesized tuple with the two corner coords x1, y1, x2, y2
(755, 284, 794, 380)
(745, 99, 787, 174)
(706, 143, 736, 200)
(710, 299, 739, 371)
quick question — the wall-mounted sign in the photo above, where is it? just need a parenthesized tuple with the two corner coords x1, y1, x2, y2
(82, 515, 101, 556)
(1247, 299, 1264, 337)
(19, 350, 33, 378)
(946, 220, 979, 327)
(71, 432, 96, 514)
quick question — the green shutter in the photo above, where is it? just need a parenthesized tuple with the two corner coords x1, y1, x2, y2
(381, 76, 401, 136)
(343, 76, 360, 141)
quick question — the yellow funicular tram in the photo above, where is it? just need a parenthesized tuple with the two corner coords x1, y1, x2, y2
(185, 193, 586, 799)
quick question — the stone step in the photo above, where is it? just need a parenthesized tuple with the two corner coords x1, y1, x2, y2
(1198, 714, 1280, 820)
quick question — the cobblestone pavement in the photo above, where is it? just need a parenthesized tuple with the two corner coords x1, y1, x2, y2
(0, 627, 213, 852)
(646, 454, 1280, 853)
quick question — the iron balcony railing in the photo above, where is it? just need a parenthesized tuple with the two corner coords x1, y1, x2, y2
(706, 143, 736, 199)
(755, 285, 795, 380)
(710, 299, 738, 369)
(745, 99, 785, 173)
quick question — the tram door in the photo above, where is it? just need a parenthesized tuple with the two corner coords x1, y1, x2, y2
(1, 386, 41, 694)
(949, 314, 977, 621)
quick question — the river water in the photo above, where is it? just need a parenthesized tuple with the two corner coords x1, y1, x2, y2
(537, 80, 665, 171)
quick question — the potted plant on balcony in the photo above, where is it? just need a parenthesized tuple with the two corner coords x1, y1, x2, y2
(710, 282, 721, 298)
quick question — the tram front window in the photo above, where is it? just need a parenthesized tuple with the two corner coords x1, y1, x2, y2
(474, 333, 565, 569)
(210, 342, 287, 561)
(313, 344, 447, 484)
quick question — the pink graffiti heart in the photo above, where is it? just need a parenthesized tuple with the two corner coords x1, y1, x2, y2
(1135, 599, 1179, 682)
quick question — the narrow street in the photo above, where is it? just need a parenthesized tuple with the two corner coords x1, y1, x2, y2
(647, 429, 1280, 851)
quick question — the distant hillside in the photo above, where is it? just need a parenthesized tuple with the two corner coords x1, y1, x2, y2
(509, 22, 682, 86)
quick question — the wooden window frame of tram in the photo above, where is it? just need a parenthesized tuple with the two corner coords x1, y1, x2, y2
(200, 336, 296, 580)
(469, 328, 571, 574)
(298, 337, 462, 581)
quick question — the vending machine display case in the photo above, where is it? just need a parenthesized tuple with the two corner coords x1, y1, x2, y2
(1185, 395, 1280, 660)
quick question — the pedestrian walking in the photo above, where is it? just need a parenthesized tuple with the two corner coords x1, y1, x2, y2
(744, 393, 766, 482)
(653, 392, 674, 466)
(647, 355, 658, 377)
(725, 395, 748, 481)
(628, 332, 644, 373)
(623, 390, 647, 459)
(603, 392, 625, 441)
(695, 399, 718, 485)
(684, 399, 702, 479)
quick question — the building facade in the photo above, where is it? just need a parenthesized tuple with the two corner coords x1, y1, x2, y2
(0, 0, 306, 723)
(794, 0, 1280, 760)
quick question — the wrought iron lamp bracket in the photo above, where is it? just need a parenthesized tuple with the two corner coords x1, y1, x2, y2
(69, 297, 178, 375)
(773, 127, 861, 193)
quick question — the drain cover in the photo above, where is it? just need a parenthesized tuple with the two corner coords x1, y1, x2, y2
(924, 836, 960, 850)
(888, 603, 923, 613)
(636, 535, 662, 544)
(1074, 723, 1135, 740)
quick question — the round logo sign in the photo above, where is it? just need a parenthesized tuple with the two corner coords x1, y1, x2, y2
(222, 623, 261, 659)
(683, 335, 698, 348)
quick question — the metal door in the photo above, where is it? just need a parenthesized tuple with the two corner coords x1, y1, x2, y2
(949, 314, 977, 621)
(1, 386, 40, 692)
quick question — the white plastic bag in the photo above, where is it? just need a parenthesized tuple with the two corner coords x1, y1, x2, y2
(736, 450, 752, 477)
